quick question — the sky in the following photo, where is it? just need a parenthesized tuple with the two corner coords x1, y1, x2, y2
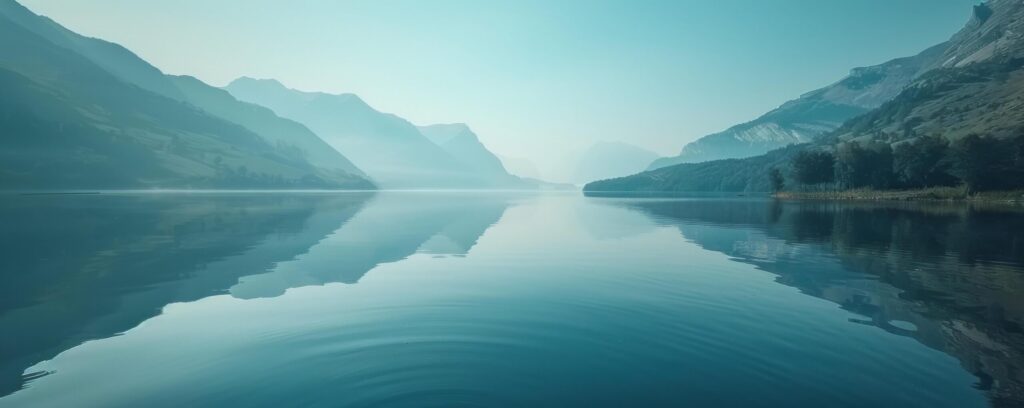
(22, 0, 978, 181)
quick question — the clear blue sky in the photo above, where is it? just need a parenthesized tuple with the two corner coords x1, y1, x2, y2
(22, 0, 978, 180)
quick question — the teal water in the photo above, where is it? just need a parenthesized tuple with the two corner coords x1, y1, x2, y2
(1, 192, 1022, 407)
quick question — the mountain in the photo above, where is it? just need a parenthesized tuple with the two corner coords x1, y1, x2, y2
(829, 0, 1024, 146)
(415, 124, 577, 189)
(498, 155, 542, 179)
(417, 123, 511, 177)
(168, 75, 365, 177)
(648, 41, 950, 170)
(0, 0, 184, 100)
(226, 78, 509, 188)
(925, 1, 1024, 72)
(0, 0, 372, 189)
(573, 142, 659, 184)
(589, 0, 1024, 194)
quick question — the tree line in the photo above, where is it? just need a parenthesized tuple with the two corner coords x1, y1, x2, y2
(777, 134, 1024, 193)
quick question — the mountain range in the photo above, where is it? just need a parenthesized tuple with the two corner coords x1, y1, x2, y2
(588, 0, 1024, 193)
(225, 78, 530, 189)
(648, 43, 949, 170)
(5, 0, 1010, 193)
(644, 2, 1023, 171)
(0, 0, 549, 190)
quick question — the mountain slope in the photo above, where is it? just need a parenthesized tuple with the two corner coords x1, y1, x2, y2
(0, 0, 184, 100)
(416, 123, 511, 177)
(574, 142, 659, 184)
(168, 75, 365, 177)
(832, 57, 1024, 146)
(649, 42, 949, 170)
(416, 124, 572, 189)
(591, 0, 1024, 193)
(924, 1, 1024, 71)
(2, 0, 369, 185)
(225, 77, 503, 188)
(830, 0, 1024, 145)
(0, 9, 372, 189)
(498, 155, 542, 179)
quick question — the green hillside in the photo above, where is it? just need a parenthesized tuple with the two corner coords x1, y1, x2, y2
(0, 14, 372, 189)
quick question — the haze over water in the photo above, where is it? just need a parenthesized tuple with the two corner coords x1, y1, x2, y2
(1, 192, 1021, 407)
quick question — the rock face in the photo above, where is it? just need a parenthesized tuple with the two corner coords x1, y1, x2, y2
(929, 0, 1024, 70)
(973, 2, 994, 25)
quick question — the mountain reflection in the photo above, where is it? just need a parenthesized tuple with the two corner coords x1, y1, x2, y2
(0, 192, 511, 397)
(229, 193, 511, 299)
(610, 198, 1024, 408)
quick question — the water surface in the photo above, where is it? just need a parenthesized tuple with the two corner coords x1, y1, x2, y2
(1, 192, 1022, 407)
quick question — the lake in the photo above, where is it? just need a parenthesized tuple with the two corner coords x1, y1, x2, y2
(1, 192, 1022, 407)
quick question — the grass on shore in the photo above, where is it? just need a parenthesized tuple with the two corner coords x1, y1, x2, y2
(774, 186, 1024, 203)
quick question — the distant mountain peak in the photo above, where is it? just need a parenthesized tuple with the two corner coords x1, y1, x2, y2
(227, 76, 370, 111)
(228, 76, 285, 89)
(574, 141, 659, 184)
(588, 140, 650, 150)
(424, 122, 472, 131)
(225, 79, 528, 188)
(417, 123, 477, 144)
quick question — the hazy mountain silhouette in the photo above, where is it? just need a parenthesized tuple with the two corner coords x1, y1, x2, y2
(169, 75, 365, 177)
(417, 123, 513, 177)
(499, 155, 542, 180)
(226, 77, 515, 188)
(574, 142, 659, 184)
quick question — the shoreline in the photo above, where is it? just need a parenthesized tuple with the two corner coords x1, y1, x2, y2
(773, 187, 1024, 204)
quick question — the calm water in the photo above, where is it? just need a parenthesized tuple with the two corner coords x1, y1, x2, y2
(1, 192, 1022, 407)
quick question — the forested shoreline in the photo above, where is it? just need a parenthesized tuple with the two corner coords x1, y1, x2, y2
(772, 134, 1024, 200)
